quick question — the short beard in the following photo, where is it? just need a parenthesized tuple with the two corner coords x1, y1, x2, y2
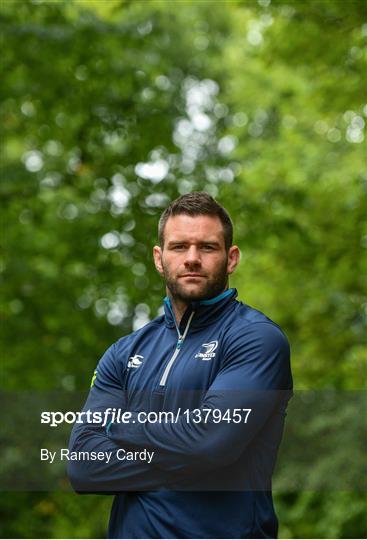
(162, 258, 229, 303)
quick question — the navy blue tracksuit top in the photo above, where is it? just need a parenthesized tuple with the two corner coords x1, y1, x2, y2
(68, 288, 293, 538)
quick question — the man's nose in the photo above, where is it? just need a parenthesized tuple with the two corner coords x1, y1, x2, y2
(184, 246, 201, 266)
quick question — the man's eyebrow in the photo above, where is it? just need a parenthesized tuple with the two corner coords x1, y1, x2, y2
(166, 240, 221, 246)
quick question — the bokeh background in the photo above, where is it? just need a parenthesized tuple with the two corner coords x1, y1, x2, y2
(1, 0, 366, 537)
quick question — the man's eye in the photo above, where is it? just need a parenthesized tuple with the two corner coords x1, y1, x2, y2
(172, 245, 185, 251)
(202, 245, 215, 251)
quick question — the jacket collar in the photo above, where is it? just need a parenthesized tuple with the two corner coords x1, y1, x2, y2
(163, 288, 238, 333)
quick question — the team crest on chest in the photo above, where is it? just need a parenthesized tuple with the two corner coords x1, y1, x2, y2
(195, 340, 218, 360)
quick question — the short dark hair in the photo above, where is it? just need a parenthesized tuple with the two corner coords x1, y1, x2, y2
(158, 192, 233, 250)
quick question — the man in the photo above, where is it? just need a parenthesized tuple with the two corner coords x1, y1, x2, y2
(68, 192, 293, 538)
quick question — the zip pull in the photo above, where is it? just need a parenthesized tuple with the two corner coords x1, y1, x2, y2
(159, 311, 195, 387)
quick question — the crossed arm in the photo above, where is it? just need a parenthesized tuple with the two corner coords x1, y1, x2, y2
(68, 323, 291, 493)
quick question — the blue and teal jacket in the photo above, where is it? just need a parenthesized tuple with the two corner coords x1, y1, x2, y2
(68, 288, 292, 539)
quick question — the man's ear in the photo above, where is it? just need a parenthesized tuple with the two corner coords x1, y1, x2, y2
(153, 245, 164, 275)
(227, 245, 240, 275)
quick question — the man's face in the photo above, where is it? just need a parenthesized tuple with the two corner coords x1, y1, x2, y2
(153, 214, 239, 303)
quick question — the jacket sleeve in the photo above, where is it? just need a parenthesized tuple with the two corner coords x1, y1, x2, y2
(67, 343, 175, 493)
(108, 322, 292, 475)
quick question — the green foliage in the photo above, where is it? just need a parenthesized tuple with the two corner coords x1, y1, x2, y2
(1, 0, 366, 537)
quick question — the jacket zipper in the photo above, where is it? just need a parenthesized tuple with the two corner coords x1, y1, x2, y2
(159, 310, 195, 387)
